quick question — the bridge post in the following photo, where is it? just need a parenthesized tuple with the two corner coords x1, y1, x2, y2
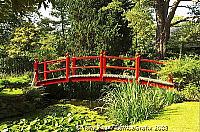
(34, 58, 39, 83)
(135, 53, 141, 82)
(66, 53, 70, 82)
(103, 51, 106, 74)
(167, 73, 173, 83)
(43, 59, 47, 80)
(100, 51, 104, 80)
(72, 57, 76, 76)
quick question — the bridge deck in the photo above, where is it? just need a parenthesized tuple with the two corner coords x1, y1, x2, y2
(36, 74, 174, 89)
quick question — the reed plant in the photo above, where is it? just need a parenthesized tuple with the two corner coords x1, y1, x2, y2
(102, 82, 178, 125)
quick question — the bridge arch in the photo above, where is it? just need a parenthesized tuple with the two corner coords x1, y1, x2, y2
(33, 51, 174, 89)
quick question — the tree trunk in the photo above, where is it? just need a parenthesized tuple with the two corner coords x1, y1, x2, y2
(155, 0, 180, 59)
(158, 21, 171, 58)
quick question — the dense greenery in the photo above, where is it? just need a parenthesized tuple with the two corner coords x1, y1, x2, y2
(0, 74, 31, 92)
(0, 0, 200, 129)
(168, 21, 200, 56)
(102, 82, 181, 125)
(0, 104, 112, 131)
(160, 56, 200, 101)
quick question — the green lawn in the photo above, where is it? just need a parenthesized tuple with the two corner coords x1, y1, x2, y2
(134, 102, 200, 132)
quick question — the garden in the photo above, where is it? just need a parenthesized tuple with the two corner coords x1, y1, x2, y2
(0, 0, 200, 132)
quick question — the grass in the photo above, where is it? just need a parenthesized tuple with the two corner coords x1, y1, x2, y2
(133, 102, 200, 132)
(0, 88, 23, 96)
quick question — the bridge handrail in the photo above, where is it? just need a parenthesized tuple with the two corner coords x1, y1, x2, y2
(140, 69, 157, 73)
(34, 51, 169, 83)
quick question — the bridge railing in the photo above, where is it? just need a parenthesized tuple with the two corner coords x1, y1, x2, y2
(33, 51, 167, 84)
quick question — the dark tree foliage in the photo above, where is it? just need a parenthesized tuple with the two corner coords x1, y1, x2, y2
(63, 0, 133, 56)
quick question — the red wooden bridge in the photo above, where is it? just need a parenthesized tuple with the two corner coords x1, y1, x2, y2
(33, 51, 174, 89)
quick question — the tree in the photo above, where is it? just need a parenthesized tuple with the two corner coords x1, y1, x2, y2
(154, 0, 200, 58)
(125, 1, 155, 57)
(61, 0, 133, 55)
(7, 23, 41, 58)
(51, 0, 69, 37)
(168, 21, 200, 56)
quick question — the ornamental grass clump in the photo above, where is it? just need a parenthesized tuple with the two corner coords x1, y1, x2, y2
(102, 82, 177, 125)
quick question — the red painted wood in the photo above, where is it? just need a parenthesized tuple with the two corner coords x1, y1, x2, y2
(36, 78, 68, 86)
(34, 58, 39, 83)
(103, 51, 106, 74)
(140, 69, 157, 73)
(139, 80, 174, 89)
(43, 61, 47, 80)
(66, 53, 70, 82)
(70, 77, 101, 82)
(135, 54, 140, 81)
(37, 76, 173, 89)
(34, 51, 174, 89)
(107, 66, 136, 70)
(45, 68, 66, 73)
(100, 51, 103, 80)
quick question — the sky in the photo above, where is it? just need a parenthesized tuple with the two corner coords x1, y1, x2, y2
(39, 0, 194, 20)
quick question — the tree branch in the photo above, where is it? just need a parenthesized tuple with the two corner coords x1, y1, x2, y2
(170, 16, 200, 26)
(167, 0, 181, 22)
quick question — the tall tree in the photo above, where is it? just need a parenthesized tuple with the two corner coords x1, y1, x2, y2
(125, 1, 155, 57)
(62, 0, 133, 55)
(51, 0, 69, 37)
(154, 0, 200, 58)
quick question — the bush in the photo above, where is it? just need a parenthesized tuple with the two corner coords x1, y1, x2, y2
(159, 56, 200, 101)
(0, 73, 31, 90)
(182, 83, 200, 101)
(102, 82, 179, 125)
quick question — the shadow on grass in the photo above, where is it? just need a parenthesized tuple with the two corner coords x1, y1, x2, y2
(149, 104, 181, 121)
(0, 93, 58, 123)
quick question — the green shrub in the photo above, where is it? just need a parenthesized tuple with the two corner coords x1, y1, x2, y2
(0, 74, 31, 90)
(182, 83, 200, 101)
(159, 56, 200, 101)
(102, 82, 180, 125)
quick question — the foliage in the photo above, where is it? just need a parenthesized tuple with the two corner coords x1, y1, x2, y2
(8, 23, 40, 58)
(168, 21, 200, 56)
(0, 88, 23, 96)
(181, 83, 200, 101)
(188, 1, 200, 16)
(125, 1, 156, 57)
(0, 74, 31, 91)
(60, 0, 132, 56)
(2, 22, 63, 75)
(102, 82, 180, 125)
(0, 104, 113, 131)
(159, 56, 200, 101)
(0, 0, 49, 19)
